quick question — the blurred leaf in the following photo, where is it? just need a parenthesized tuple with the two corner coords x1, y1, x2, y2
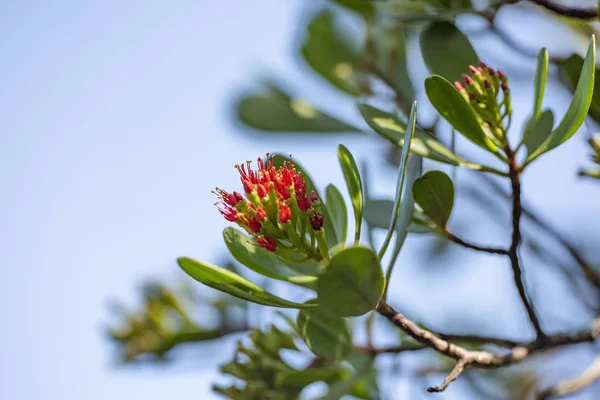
(526, 36, 596, 166)
(425, 75, 498, 154)
(532, 48, 549, 120)
(363, 199, 435, 234)
(524, 109, 554, 157)
(223, 228, 318, 286)
(358, 103, 494, 172)
(317, 247, 384, 317)
(373, 23, 414, 103)
(412, 170, 454, 228)
(420, 22, 478, 82)
(297, 308, 352, 360)
(330, 0, 373, 15)
(238, 83, 359, 132)
(271, 154, 339, 248)
(378, 101, 417, 260)
(338, 145, 363, 245)
(321, 354, 374, 400)
(326, 184, 348, 244)
(302, 10, 363, 95)
(276, 367, 343, 388)
(178, 257, 317, 309)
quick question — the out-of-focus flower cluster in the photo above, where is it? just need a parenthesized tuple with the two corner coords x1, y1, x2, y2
(580, 133, 600, 179)
(214, 155, 325, 259)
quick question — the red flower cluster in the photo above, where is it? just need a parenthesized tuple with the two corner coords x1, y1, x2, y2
(214, 155, 324, 253)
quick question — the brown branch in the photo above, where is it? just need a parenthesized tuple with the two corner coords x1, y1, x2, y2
(428, 359, 468, 392)
(376, 301, 600, 391)
(507, 151, 545, 339)
(526, 0, 598, 20)
(444, 231, 508, 255)
(537, 355, 600, 399)
(356, 343, 428, 355)
(437, 333, 518, 348)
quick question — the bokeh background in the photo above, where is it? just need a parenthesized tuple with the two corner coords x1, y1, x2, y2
(2, 0, 600, 399)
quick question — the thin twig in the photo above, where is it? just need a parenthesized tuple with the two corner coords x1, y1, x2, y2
(444, 231, 508, 255)
(507, 150, 545, 339)
(537, 355, 600, 399)
(428, 359, 468, 392)
(526, 0, 598, 19)
(437, 333, 518, 348)
(356, 343, 428, 355)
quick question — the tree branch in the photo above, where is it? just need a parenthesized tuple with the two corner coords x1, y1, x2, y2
(526, 0, 598, 20)
(507, 151, 545, 339)
(356, 343, 428, 355)
(537, 355, 600, 399)
(428, 359, 468, 392)
(444, 231, 508, 255)
(376, 301, 600, 392)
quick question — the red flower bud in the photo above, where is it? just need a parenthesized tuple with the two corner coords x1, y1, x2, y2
(501, 82, 509, 92)
(247, 218, 261, 233)
(242, 179, 254, 194)
(310, 213, 324, 230)
(487, 67, 496, 76)
(479, 60, 488, 69)
(233, 191, 243, 203)
(454, 81, 465, 92)
(256, 207, 266, 221)
(468, 65, 479, 75)
(279, 203, 291, 224)
(258, 237, 277, 252)
(310, 190, 318, 204)
(484, 79, 491, 89)
(463, 74, 473, 85)
(257, 184, 268, 198)
(297, 194, 310, 211)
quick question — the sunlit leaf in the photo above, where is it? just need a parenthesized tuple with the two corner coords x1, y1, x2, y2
(338, 145, 363, 245)
(412, 170, 454, 228)
(178, 257, 317, 309)
(420, 22, 478, 82)
(425, 75, 498, 154)
(317, 247, 384, 317)
(223, 228, 318, 286)
(237, 83, 359, 132)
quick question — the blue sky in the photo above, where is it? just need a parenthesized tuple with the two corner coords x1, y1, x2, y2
(2, 1, 600, 399)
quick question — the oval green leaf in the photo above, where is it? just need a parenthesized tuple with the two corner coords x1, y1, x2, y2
(524, 109, 554, 157)
(559, 53, 600, 124)
(425, 75, 498, 154)
(325, 184, 348, 244)
(223, 228, 318, 286)
(317, 247, 384, 317)
(178, 257, 317, 309)
(412, 170, 454, 228)
(338, 145, 363, 246)
(420, 22, 478, 82)
(297, 308, 352, 360)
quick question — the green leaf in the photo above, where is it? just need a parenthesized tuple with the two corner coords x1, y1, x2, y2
(297, 308, 352, 360)
(271, 154, 340, 248)
(559, 54, 600, 125)
(358, 103, 498, 172)
(373, 24, 414, 103)
(237, 83, 359, 132)
(223, 228, 318, 286)
(526, 36, 596, 166)
(320, 354, 374, 400)
(317, 247, 384, 317)
(524, 110, 554, 157)
(532, 48, 549, 120)
(378, 101, 417, 260)
(420, 22, 478, 82)
(276, 367, 343, 388)
(302, 10, 363, 95)
(178, 257, 317, 309)
(412, 170, 454, 228)
(425, 75, 498, 154)
(363, 199, 435, 234)
(338, 145, 363, 245)
(325, 184, 348, 244)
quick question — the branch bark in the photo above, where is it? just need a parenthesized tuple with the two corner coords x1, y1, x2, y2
(444, 231, 508, 255)
(537, 355, 600, 399)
